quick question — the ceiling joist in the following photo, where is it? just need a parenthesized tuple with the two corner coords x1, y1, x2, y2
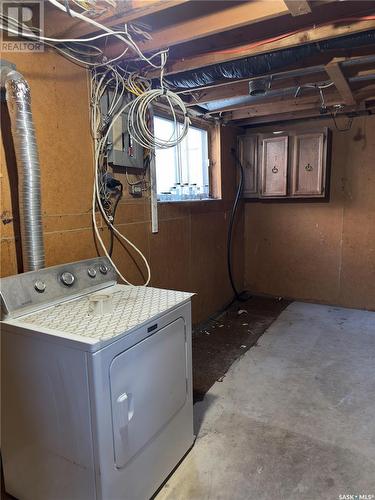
(150, 18, 375, 77)
(223, 84, 375, 122)
(325, 59, 356, 105)
(224, 91, 343, 121)
(283, 0, 311, 16)
(106, 0, 290, 58)
(45, 0, 189, 38)
(235, 102, 373, 126)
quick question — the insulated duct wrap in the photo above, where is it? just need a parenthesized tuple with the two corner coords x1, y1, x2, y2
(166, 30, 375, 89)
(3, 69, 45, 271)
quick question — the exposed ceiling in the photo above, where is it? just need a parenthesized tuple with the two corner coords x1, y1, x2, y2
(46, 0, 375, 125)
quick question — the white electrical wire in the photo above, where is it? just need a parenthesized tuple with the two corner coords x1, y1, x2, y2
(1, 0, 191, 286)
(47, 0, 168, 69)
(90, 69, 152, 285)
(128, 88, 190, 149)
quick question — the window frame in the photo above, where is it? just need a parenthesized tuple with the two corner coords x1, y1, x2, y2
(152, 109, 221, 203)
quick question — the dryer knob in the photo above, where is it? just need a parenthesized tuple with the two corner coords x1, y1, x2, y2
(60, 272, 75, 286)
(99, 264, 109, 275)
(88, 267, 97, 278)
(34, 280, 46, 293)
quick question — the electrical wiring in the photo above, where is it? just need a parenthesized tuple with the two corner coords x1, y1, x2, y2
(91, 94, 152, 286)
(47, 0, 169, 69)
(330, 109, 354, 132)
(1, 0, 191, 287)
(128, 90, 190, 149)
(89, 65, 153, 286)
(0, 11, 166, 67)
(294, 81, 334, 98)
(127, 56, 190, 149)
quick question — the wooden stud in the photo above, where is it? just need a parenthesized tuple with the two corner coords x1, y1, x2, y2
(283, 0, 311, 16)
(325, 59, 356, 105)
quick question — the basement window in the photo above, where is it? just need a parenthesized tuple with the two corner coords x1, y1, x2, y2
(154, 115, 210, 201)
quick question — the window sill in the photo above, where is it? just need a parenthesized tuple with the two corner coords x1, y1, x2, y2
(157, 198, 220, 204)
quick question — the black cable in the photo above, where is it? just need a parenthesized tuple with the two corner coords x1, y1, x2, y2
(227, 148, 252, 303)
(108, 184, 123, 257)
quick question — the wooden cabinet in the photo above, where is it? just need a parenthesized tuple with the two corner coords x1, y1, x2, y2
(238, 134, 258, 197)
(239, 127, 329, 200)
(291, 132, 326, 197)
(260, 136, 288, 197)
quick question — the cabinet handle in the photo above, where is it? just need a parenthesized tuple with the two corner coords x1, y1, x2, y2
(305, 163, 313, 171)
(271, 166, 279, 173)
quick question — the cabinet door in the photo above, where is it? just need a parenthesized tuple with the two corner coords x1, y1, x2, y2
(260, 136, 288, 197)
(238, 134, 258, 197)
(291, 132, 325, 197)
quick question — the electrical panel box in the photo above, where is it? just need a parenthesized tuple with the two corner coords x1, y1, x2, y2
(101, 90, 144, 170)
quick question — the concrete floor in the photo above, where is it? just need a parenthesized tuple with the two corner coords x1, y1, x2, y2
(157, 302, 375, 500)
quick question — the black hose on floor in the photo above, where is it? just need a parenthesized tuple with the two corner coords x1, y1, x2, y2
(227, 148, 252, 302)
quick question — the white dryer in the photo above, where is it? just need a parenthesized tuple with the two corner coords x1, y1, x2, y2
(1, 257, 194, 500)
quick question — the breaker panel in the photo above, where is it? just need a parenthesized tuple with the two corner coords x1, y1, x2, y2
(101, 90, 144, 170)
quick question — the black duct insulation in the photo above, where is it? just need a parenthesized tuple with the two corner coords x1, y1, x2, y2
(166, 30, 375, 90)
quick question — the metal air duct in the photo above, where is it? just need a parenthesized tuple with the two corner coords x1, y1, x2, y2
(1, 61, 45, 271)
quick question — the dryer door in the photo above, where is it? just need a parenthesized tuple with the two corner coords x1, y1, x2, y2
(109, 317, 188, 469)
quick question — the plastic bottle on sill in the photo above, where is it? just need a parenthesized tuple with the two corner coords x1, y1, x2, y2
(160, 192, 171, 201)
(196, 186, 201, 200)
(191, 183, 197, 200)
(175, 183, 182, 201)
(203, 184, 209, 199)
(182, 183, 189, 200)
(170, 186, 177, 201)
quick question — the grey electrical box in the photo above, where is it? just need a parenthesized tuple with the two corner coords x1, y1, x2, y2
(101, 90, 144, 170)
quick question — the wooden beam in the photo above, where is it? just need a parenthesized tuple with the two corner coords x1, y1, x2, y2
(150, 18, 375, 76)
(45, 0, 190, 38)
(234, 102, 369, 126)
(223, 91, 343, 121)
(283, 0, 311, 16)
(106, 0, 290, 57)
(355, 84, 375, 101)
(223, 86, 374, 122)
(356, 69, 375, 78)
(325, 59, 356, 105)
(185, 71, 329, 106)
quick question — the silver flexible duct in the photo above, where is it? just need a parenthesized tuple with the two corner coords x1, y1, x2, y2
(1, 65, 45, 271)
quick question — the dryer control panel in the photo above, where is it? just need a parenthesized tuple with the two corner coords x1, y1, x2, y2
(0, 257, 117, 319)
